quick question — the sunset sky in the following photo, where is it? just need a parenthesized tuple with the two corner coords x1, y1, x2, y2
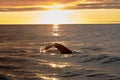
(0, 0, 120, 24)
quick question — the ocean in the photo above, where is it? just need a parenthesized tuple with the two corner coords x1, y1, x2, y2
(0, 24, 120, 80)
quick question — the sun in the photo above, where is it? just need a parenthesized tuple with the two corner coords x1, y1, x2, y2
(40, 9, 70, 25)
(35, 4, 74, 24)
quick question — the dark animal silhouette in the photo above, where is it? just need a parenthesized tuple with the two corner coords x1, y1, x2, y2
(41, 43, 72, 54)
(54, 43, 72, 54)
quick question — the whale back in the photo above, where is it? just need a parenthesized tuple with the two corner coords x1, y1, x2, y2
(54, 43, 72, 54)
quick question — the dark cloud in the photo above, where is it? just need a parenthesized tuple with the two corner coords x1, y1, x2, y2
(65, 3, 120, 9)
(86, 0, 120, 3)
(0, 7, 46, 12)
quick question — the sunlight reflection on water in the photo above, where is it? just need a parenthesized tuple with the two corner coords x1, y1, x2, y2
(47, 62, 70, 68)
(41, 76, 60, 80)
(36, 74, 60, 80)
(52, 24, 60, 36)
(38, 60, 70, 68)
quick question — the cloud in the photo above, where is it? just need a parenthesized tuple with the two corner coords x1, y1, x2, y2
(86, 0, 120, 3)
(66, 3, 120, 9)
(0, 0, 78, 6)
(0, 0, 120, 11)
(0, 7, 46, 12)
(72, 0, 120, 9)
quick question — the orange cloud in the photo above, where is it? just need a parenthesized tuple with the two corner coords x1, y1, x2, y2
(0, 0, 119, 7)
(0, 0, 78, 7)
(0, 0, 120, 11)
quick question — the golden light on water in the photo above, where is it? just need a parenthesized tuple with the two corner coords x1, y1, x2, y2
(52, 24, 60, 36)
(53, 25, 59, 30)
(37, 59, 70, 80)
(40, 76, 60, 80)
(47, 62, 70, 68)
(36, 74, 60, 80)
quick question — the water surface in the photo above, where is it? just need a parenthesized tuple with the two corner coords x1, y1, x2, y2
(0, 24, 120, 80)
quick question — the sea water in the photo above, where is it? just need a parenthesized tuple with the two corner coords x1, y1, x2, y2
(0, 24, 120, 80)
